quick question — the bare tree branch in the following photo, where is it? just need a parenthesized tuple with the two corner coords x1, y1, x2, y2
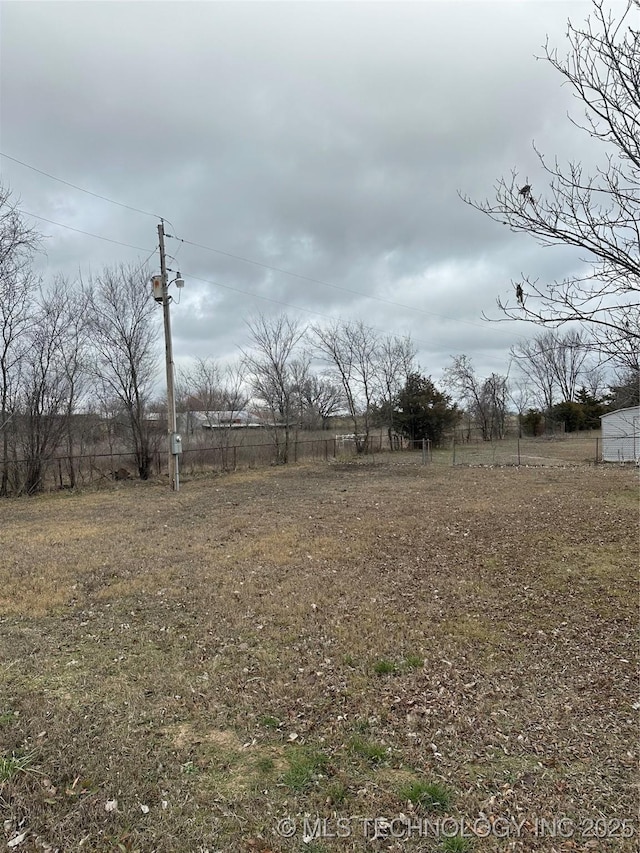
(461, 1, 640, 362)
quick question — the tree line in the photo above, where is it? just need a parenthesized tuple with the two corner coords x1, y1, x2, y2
(1, 0, 638, 493)
(0, 178, 634, 497)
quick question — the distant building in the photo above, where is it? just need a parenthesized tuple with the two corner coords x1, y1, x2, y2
(600, 406, 640, 462)
(179, 410, 267, 433)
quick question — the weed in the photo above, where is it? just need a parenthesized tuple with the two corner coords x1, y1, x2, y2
(255, 756, 275, 774)
(258, 715, 281, 729)
(0, 711, 15, 727)
(282, 747, 330, 791)
(349, 737, 388, 764)
(326, 780, 348, 805)
(373, 659, 397, 675)
(442, 837, 473, 852)
(404, 654, 423, 669)
(398, 780, 452, 811)
(0, 752, 35, 782)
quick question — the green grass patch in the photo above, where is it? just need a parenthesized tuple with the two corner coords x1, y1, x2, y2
(349, 736, 388, 764)
(326, 780, 348, 805)
(258, 714, 281, 729)
(398, 779, 452, 811)
(442, 837, 473, 852)
(373, 659, 397, 675)
(281, 747, 330, 791)
(254, 756, 275, 774)
(0, 752, 36, 782)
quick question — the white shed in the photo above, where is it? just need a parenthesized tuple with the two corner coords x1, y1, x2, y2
(600, 406, 640, 462)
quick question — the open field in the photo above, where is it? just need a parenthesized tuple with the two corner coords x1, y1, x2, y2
(436, 433, 602, 468)
(0, 457, 637, 852)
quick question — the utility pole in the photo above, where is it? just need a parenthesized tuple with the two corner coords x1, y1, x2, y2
(157, 221, 180, 491)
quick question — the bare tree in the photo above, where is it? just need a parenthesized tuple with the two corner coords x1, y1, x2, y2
(179, 357, 226, 433)
(377, 334, 417, 449)
(511, 330, 590, 423)
(444, 355, 509, 441)
(548, 330, 590, 403)
(57, 279, 90, 488)
(581, 362, 608, 400)
(179, 357, 223, 421)
(298, 373, 344, 430)
(507, 378, 532, 438)
(462, 1, 640, 360)
(179, 357, 249, 461)
(222, 360, 251, 426)
(17, 283, 83, 494)
(243, 314, 305, 463)
(312, 320, 381, 453)
(0, 271, 36, 494)
(510, 336, 556, 418)
(85, 263, 160, 480)
(0, 187, 41, 495)
(289, 353, 311, 438)
(0, 185, 41, 277)
(313, 322, 360, 445)
(481, 373, 509, 440)
(607, 366, 640, 408)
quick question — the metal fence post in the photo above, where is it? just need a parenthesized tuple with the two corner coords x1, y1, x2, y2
(422, 438, 426, 465)
(517, 437, 521, 467)
(452, 435, 456, 466)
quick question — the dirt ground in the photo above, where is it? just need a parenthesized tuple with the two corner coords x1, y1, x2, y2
(0, 457, 637, 853)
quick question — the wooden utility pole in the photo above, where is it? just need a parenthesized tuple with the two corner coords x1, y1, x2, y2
(158, 221, 180, 491)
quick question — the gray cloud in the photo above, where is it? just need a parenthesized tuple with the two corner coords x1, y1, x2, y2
(1, 0, 598, 381)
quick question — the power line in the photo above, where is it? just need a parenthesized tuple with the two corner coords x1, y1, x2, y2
(3, 151, 523, 339)
(3, 153, 542, 357)
(1, 152, 162, 220)
(131, 247, 159, 277)
(15, 208, 520, 365)
(170, 233, 519, 336)
(178, 267, 513, 366)
(181, 269, 338, 322)
(9, 201, 523, 366)
(17, 209, 154, 253)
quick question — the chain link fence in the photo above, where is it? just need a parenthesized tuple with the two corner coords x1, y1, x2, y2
(0, 430, 611, 496)
(1, 434, 367, 495)
(391, 433, 602, 467)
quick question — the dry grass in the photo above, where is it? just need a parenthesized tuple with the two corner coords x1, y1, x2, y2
(0, 457, 637, 852)
(427, 432, 602, 467)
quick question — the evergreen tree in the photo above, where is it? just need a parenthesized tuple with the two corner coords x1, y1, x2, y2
(394, 374, 459, 444)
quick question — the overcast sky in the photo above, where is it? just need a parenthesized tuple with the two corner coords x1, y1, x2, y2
(1, 0, 601, 385)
